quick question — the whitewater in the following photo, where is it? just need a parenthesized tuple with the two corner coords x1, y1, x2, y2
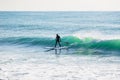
(0, 11, 120, 80)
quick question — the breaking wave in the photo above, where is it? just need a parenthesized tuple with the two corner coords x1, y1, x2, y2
(0, 36, 120, 52)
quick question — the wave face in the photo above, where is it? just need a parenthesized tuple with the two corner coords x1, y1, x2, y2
(0, 12, 120, 55)
(0, 36, 120, 52)
(0, 37, 55, 46)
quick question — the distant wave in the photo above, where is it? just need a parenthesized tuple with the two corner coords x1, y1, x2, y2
(0, 36, 120, 52)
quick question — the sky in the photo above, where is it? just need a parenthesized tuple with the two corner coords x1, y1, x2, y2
(0, 0, 120, 11)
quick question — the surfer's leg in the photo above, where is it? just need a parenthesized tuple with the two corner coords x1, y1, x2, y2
(55, 41, 57, 47)
(58, 42, 61, 47)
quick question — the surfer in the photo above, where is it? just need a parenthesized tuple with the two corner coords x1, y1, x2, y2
(55, 34, 61, 47)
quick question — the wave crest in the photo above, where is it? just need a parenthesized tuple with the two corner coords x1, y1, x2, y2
(0, 36, 120, 51)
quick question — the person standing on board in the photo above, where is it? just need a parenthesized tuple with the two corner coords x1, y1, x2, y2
(55, 34, 61, 47)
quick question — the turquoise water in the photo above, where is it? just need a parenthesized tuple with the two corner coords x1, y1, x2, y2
(0, 12, 120, 80)
(0, 11, 120, 55)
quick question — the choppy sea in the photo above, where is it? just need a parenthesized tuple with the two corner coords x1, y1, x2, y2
(0, 11, 120, 80)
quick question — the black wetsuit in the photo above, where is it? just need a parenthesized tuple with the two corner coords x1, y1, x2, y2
(55, 35, 61, 47)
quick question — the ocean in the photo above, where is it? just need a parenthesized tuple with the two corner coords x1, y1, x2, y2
(0, 11, 120, 80)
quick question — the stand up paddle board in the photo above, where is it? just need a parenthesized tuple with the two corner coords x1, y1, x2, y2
(44, 46, 68, 52)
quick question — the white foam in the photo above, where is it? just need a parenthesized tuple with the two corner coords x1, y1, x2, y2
(0, 51, 120, 80)
(0, 45, 120, 80)
(73, 30, 120, 40)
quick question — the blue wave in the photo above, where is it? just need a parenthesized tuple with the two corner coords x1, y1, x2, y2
(0, 36, 120, 52)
